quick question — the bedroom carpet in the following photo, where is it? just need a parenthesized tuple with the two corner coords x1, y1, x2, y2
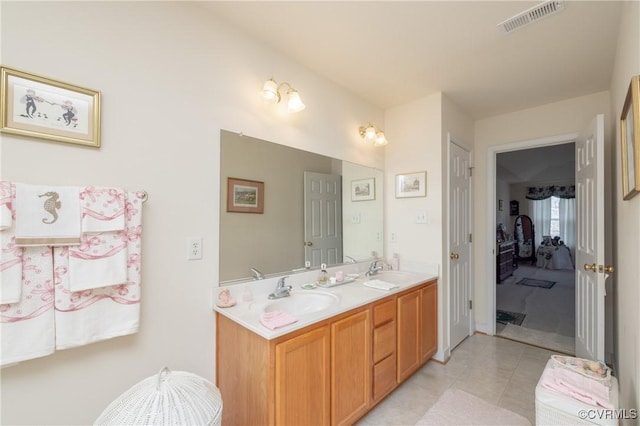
(496, 265, 575, 354)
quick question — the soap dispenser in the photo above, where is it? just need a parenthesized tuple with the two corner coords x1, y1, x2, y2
(317, 263, 329, 285)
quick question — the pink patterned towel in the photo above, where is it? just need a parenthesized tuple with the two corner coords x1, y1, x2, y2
(0, 181, 14, 231)
(0, 182, 22, 304)
(80, 186, 125, 232)
(0, 246, 55, 366)
(540, 361, 613, 408)
(259, 310, 298, 330)
(54, 191, 144, 350)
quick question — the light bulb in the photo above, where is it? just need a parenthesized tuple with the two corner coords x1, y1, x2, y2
(364, 126, 377, 142)
(286, 89, 306, 113)
(374, 131, 388, 146)
(261, 79, 280, 104)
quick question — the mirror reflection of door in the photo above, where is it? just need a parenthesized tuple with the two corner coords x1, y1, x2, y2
(304, 172, 343, 268)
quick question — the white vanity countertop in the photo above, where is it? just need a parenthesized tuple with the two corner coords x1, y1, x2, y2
(213, 267, 438, 340)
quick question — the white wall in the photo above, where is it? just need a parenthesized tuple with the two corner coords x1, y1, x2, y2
(384, 92, 474, 360)
(0, 2, 384, 424)
(496, 179, 511, 234)
(609, 0, 640, 416)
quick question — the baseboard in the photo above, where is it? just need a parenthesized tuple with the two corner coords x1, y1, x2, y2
(433, 348, 448, 363)
(474, 321, 492, 335)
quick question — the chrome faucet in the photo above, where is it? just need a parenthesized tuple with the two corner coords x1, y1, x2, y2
(268, 276, 292, 299)
(365, 260, 383, 276)
(250, 267, 265, 280)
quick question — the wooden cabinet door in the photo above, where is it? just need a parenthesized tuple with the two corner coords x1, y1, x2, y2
(275, 325, 330, 426)
(396, 289, 420, 382)
(420, 282, 438, 362)
(331, 309, 371, 426)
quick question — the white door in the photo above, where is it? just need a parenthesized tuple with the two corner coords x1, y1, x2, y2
(575, 114, 606, 361)
(449, 142, 472, 349)
(303, 172, 342, 268)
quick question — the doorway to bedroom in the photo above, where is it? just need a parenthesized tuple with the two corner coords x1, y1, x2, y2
(495, 143, 576, 354)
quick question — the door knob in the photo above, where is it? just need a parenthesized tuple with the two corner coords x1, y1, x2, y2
(304, 241, 313, 247)
(583, 263, 597, 272)
(601, 265, 614, 273)
(450, 252, 459, 260)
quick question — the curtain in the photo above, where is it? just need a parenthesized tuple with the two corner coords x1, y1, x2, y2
(529, 198, 551, 246)
(526, 185, 575, 200)
(559, 197, 576, 258)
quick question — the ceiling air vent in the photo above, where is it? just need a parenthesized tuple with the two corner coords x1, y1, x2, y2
(497, 0, 565, 34)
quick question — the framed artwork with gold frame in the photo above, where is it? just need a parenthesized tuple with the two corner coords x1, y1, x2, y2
(620, 75, 640, 200)
(227, 177, 264, 213)
(0, 66, 101, 148)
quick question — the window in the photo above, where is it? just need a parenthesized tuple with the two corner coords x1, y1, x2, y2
(549, 196, 560, 236)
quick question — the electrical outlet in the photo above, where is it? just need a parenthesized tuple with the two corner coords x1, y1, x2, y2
(416, 211, 428, 224)
(188, 238, 203, 260)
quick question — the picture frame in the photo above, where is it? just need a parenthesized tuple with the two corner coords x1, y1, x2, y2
(620, 75, 640, 200)
(0, 66, 101, 148)
(351, 178, 375, 201)
(509, 200, 519, 216)
(227, 177, 264, 213)
(396, 171, 426, 198)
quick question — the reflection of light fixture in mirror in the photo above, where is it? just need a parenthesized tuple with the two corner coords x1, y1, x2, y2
(260, 78, 306, 113)
(358, 123, 388, 147)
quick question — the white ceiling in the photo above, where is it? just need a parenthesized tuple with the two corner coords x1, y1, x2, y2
(497, 142, 575, 183)
(201, 1, 623, 119)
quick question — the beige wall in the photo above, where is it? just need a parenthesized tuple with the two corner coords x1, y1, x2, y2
(496, 179, 511, 234)
(0, 2, 384, 424)
(384, 92, 474, 359)
(610, 0, 640, 416)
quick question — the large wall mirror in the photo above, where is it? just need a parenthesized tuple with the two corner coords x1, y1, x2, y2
(220, 130, 384, 283)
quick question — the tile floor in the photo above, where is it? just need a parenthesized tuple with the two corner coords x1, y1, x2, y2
(357, 333, 560, 425)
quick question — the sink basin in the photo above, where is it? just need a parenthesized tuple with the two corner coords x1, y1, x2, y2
(263, 290, 339, 317)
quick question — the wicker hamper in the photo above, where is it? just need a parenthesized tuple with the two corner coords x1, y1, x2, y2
(94, 367, 222, 426)
(535, 359, 619, 426)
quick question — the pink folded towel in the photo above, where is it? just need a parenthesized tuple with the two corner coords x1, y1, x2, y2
(259, 310, 298, 330)
(540, 363, 613, 408)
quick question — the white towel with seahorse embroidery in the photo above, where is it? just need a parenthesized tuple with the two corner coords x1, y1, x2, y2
(14, 183, 81, 246)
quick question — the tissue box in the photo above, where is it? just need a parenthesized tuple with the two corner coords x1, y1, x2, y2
(535, 360, 619, 425)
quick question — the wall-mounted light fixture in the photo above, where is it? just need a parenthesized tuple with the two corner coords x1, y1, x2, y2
(358, 123, 388, 147)
(260, 78, 306, 113)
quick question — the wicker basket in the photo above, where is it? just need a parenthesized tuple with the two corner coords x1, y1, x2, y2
(94, 367, 222, 426)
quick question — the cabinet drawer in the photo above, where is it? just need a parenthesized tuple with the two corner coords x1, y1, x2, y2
(373, 298, 396, 326)
(373, 353, 397, 402)
(373, 320, 396, 363)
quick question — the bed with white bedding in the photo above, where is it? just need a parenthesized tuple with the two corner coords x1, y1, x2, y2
(536, 241, 574, 270)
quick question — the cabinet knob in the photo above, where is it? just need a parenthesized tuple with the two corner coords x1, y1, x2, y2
(304, 241, 313, 247)
(602, 265, 614, 273)
(450, 252, 459, 260)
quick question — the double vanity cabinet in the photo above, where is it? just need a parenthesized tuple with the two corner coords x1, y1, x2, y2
(216, 278, 437, 426)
